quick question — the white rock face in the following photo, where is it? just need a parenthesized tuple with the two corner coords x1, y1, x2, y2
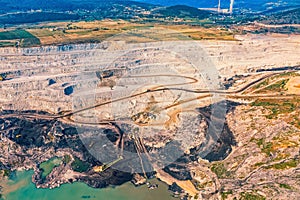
(0, 34, 299, 113)
(201, 34, 300, 76)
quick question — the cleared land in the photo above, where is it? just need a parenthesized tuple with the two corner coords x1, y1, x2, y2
(286, 76, 300, 94)
(0, 20, 236, 47)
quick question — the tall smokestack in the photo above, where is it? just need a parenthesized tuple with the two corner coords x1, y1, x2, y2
(229, 0, 234, 14)
(218, 0, 221, 13)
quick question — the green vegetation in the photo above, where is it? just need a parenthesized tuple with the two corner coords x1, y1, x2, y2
(251, 101, 277, 107)
(71, 157, 90, 173)
(221, 190, 233, 200)
(253, 138, 274, 156)
(252, 133, 298, 167)
(211, 163, 230, 178)
(264, 159, 298, 170)
(153, 5, 210, 20)
(261, 141, 273, 155)
(265, 79, 288, 90)
(239, 192, 266, 200)
(0, 29, 41, 47)
(257, 79, 289, 93)
(251, 99, 297, 120)
(0, 29, 34, 40)
(251, 73, 299, 93)
(2, 169, 11, 177)
(279, 183, 292, 190)
(63, 155, 71, 164)
(0, 41, 15, 47)
(40, 157, 62, 179)
(260, 8, 300, 25)
(254, 162, 265, 167)
(194, 194, 199, 199)
(256, 138, 264, 146)
(254, 80, 269, 89)
(276, 72, 299, 78)
(0, 12, 80, 25)
(20, 37, 41, 47)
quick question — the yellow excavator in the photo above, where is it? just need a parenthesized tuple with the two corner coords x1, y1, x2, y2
(0, 74, 5, 81)
(0, 73, 10, 81)
(93, 156, 123, 173)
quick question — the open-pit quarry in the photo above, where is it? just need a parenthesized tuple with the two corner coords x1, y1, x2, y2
(0, 33, 300, 200)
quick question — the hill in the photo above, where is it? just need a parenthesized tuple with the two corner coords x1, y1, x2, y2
(260, 8, 300, 24)
(0, 0, 156, 25)
(153, 5, 211, 19)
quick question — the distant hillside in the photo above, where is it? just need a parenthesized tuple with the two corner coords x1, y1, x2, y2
(0, 0, 156, 14)
(0, 12, 80, 25)
(137, 0, 218, 8)
(137, 0, 300, 13)
(0, 0, 299, 27)
(0, 1, 214, 26)
(261, 8, 300, 24)
(0, 0, 130, 13)
(153, 5, 211, 19)
(0, 0, 157, 25)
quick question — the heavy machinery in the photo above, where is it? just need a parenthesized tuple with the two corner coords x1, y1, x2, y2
(93, 156, 123, 173)
(0, 74, 6, 81)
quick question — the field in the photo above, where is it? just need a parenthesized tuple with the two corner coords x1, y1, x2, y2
(0, 29, 41, 47)
(23, 20, 237, 46)
(0, 19, 237, 47)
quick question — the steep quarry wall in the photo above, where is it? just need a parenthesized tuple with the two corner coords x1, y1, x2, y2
(0, 34, 299, 113)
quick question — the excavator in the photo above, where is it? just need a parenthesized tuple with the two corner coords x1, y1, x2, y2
(93, 156, 123, 173)
(0, 74, 6, 81)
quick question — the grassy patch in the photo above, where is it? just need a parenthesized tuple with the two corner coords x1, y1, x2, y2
(0, 41, 15, 47)
(249, 72, 299, 93)
(239, 192, 266, 200)
(265, 159, 298, 170)
(254, 80, 269, 89)
(71, 157, 90, 173)
(254, 138, 275, 156)
(0, 29, 34, 40)
(254, 162, 265, 167)
(279, 183, 292, 190)
(20, 20, 237, 46)
(0, 29, 41, 47)
(63, 155, 71, 164)
(250, 99, 299, 124)
(265, 79, 289, 90)
(266, 79, 289, 92)
(221, 190, 233, 200)
(257, 79, 289, 93)
(40, 157, 62, 178)
(261, 142, 273, 155)
(211, 163, 230, 178)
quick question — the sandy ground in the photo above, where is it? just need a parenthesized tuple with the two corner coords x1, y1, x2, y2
(286, 76, 300, 94)
(155, 169, 198, 196)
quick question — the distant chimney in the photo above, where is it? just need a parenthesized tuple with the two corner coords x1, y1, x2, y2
(229, 0, 234, 14)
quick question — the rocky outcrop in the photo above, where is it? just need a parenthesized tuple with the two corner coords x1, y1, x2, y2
(131, 173, 147, 186)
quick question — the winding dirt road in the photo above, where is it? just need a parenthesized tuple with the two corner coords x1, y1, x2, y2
(1, 70, 298, 125)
